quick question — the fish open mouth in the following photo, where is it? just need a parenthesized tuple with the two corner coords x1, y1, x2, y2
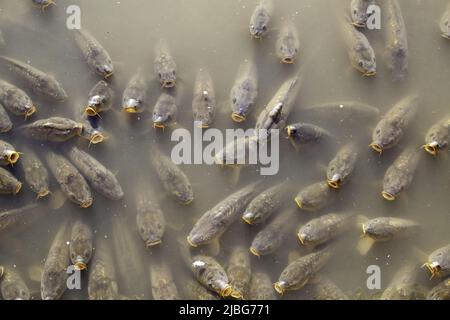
(196, 123, 209, 129)
(37, 189, 50, 199)
(74, 260, 87, 271)
(104, 72, 114, 79)
(369, 143, 383, 154)
(364, 70, 377, 77)
(381, 191, 396, 201)
(422, 142, 438, 156)
(6, 151, 20, 165)
(294, 197, 303, 209)
(282, 57, 294, 64)
(220, 284, 233, 297)
(361, 223, 367, 236)
(297, 233, 306, 245)
(249, 247, 260, 257)
(162, 80, 176, 88)
(123, 106, 139, 113)
(231, 113, 246, 123)
(242, 213, 254, 225)
(90, 133, 106, 145)
(182, 198, 194, 205)
(153, 122, 166, 129)
(14, 182, 22, 195)
(351, 21, 366, 28)
(80, 199, 93, 208)
(25, 105, 37, 118)
(230, 290, 243, 299)
(286, 126, 296, 138)
(273, 282, 285, 295)
(85, 106, 100, 117)
(186, 236, 198, 248)
(423, 261, 440, 279)
(327, 179, 341, 189)
(146, 239, 162, 247)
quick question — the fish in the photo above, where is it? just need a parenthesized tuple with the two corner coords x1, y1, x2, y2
(301, 101, 380, 124)
(382, 147, 421, 201)
(154, 39, 177, 88)
(0, 167, 22, 195)
(122, 71, 147, 113)
(0, 79, 36, 118)
(383, 0, 408, 81)
(229, 60, 258, 122)
(183, 279, 219, 300)
(342, 15, 376, 76)
(423, 244, 450, 279)
(19, 147, 50, 199)
(136, 190, 165, 247)
(305, 275, 349, 300)
(69, 219, 93, 271)
(422, 116, 450, 156)
(79, 117, 108, 145)
(190, 255, 232, 297)
(0, 267, 31, 300)
(32, 0, 55, 10)
(0, 104, 13, 133)
(150, 147, 193, 205)
(41, 222, 69, 300)
(274, 248, 331, 295)
(298, 213, 354, 247)
(294, 181, 332, 212)
(380, 262, 423, 300)
(242, 181, 289, 225)
(66, 146, 123, 200)
(227, 246, 251, 299)
(45, 151, 93, 208)
(149, 261, 180, 300)
(0, 140, 20, 166)
(20, 117, 83, 142)
(248, 272, 276, 300)
(286, 122, 330, 148)
(250, 0, 273, 39)
(326, 143, 359, 189)
(187, 182, 257, 247)
(74, 29, 114, 79)
(0, 56, 67, 101)
(361, 217, 420, 241)
(84, 80, 113, 117)
(214, 135, 258, 167)
(350, 0, 376, 28)
(0, 204, 38, 234)
(192, 69, 216, 128)
(276, 20, 299, 64)
(152, 92, 178, 129)
(440, 3, 450, 39)
(370, 96, 418, 153)
(249, 210, 294, 257)
(88, 239, 119, 300)
(426, 278, 450, 300)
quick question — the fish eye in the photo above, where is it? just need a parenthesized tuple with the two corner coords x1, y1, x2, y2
(262, 25, 267, 31)
(358, 61, 364, 67)
(232, 98, 237, 104)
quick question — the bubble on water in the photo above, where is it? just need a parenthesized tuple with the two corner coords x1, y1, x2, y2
(66, 241, 70, 246)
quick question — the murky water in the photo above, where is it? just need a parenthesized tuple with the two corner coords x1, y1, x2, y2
(0, 0, 449, 300)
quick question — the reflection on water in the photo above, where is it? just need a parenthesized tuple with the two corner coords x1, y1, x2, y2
(0, 0, 449, 300)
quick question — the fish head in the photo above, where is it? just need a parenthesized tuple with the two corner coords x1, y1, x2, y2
(371, 124, 397, 153)
(158, 70, 176, 88)
(95, 61, 114, 79)
(356, 56, 377, 77)
(152, 113, 170, 129)
(327, 172, 342, 189)
(242, 212, 256, 225)
(250, 9, 270, 39)
(123, 98, 142, 113)
(350, 7, 368, 28)
(278, 42, 297, 64)
(422, 141, 440, 156)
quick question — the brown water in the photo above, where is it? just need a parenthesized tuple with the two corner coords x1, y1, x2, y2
(0, 0, 449, 300)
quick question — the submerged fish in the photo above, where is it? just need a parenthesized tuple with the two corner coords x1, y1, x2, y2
(242, 181, 289, 225)
(370, 96, 418, 153)
(380, 262, 423, 300)
(0, 79, 36, 117)
(192, 69, 216, 128)
(440, 3, 450, 39)
(230, 60, 258, 122)
(74, 29, 114, 79)
(0, 140, 20, 166)
(382, 148, 421, 201)
(41, 222, 69, 300)
(342, 15, 376, 76)
(45, 151, 93, 208)
(0, 267, 31, 300)
(154, 39, 177, 88)
(0, 167, 22, 195)
(187, 182, 257, 247)
(286, 122, 330, 148)
(88, 239, 118, 300)
(135, 188, 165, 247)
(276, 20, 299, 64)
(274, 248, 331, 295)
(423, 244, 450, 279)
(250, 0, 272, 39)
(427, 278, 450, 300)
(0, 104, 13, 133)
(422, 117, 450, 156)
(0, 56, 67, 101)
(67, 146, 123, 200)
(183, 279, 219, 300)
(122, 71, 147, 113)
(227, 246, 251, 299)
(305, 275, 349, 300)
(19, 147, 49, 199)
(149, 262, 180, 300)
(361, 217, 419, 241)
(0, 204, 38, 234)
(32, 0, 55, 10)
(326, 143, 358, 189)
(302, 101, 380, 124)
(350, 0, 375, 28)
(69, 219, 93, 271)
(298, 213, 354, 247)
(383, 0, 408, 81)
(152, 92, 178, 129)
(190, 255, 232, 297)
(20, 117, 83, 142)
(248, 272, 276, 300)
(84, 80, 113, 117)
(294, 181, 332, 212)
